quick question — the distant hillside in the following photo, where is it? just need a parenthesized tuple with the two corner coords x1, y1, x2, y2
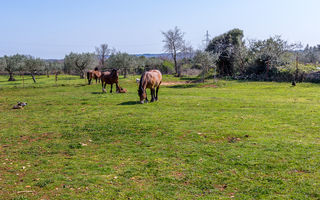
(43, 53, 191, 61)
(44, 59, 64, 63)
(134, 53, 170, 58)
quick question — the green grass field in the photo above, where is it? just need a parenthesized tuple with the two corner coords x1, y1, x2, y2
(0, 75, 319, 199)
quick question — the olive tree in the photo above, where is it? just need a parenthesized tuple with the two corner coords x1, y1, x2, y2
(145, 57, 163, 71)
(0, 54, 25, 81)
(162, 26, 185, 77)
(193, 50, 220, 82)
(44, 61, 63, 81)
(24, 56, 45, 83)
(64, 52, 94, 79)
(107, 52, 136, 78)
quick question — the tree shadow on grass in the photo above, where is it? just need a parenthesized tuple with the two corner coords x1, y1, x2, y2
(58, 76, 79, 81)
(180, 77, 199, 81)
(118, 101, 140, 105)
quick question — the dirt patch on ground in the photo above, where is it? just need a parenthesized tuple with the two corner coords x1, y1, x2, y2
(19, 132, 56, 143)
(161, 81, 188, 86)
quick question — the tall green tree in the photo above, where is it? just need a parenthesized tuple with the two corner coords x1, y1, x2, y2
(64, 52, 94, 79)
(206, 28, 245, 76)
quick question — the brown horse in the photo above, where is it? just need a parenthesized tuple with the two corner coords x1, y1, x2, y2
(116, 86, 127, 93)
(138, 70, 162, 104)
(101, 69, 119, 93)
(87, 67, 101, 85)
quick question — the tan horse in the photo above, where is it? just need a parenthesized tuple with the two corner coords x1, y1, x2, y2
(87, 67, 101, 85)
(101, 69, 119, 93)
(138, 70, 162, 104)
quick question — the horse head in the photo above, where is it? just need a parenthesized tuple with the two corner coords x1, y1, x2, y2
(111, 69, 119, 77)
(138, 86, 146, 104)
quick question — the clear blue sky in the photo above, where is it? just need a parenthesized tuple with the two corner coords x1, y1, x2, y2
(1, 0, 319, 59)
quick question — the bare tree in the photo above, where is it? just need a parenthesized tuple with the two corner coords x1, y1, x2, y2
(162, 26, 185, 77)
(181, 42, 194, 61)
(95, 44, 111, 68)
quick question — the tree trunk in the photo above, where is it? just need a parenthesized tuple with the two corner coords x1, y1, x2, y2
(173, 51, 180, 77)
(55, 72, 58, 85)
(202, 72, 205, 83)
(265, 61, 270, 80)
(8, 72, 16, 81)
(177, 63, 181, 77)
(31, 74, 36, 83)
(294, 56, 299, 82)
(124, 68, 127, 78)
(80, 71, 84, 79)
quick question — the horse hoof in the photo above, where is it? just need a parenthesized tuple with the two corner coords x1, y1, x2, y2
(140, 101, 144, 104)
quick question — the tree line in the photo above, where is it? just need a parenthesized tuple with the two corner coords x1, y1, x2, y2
(1, 27, 320, 83)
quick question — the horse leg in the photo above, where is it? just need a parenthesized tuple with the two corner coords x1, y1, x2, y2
(110, 84, 113, 93)
(145, 90, 149, 103)
(102, 81, 106, 93)
(151, 89, 155, 102)
(115, 83, 120, 91)
(95, 78, 98, 84)
(155, 86, 160, 101)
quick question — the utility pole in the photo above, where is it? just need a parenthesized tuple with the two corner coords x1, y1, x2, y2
(203, 30, 211, 49)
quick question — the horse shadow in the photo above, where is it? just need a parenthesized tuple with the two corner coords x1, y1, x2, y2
(118, 101, 140, 105)
(91, 92, 104, 94)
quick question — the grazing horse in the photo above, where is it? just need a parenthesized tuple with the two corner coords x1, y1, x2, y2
(138, 70, 162, 104)
(101, 69, 119, 93)
(87, 67, 101, 85)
